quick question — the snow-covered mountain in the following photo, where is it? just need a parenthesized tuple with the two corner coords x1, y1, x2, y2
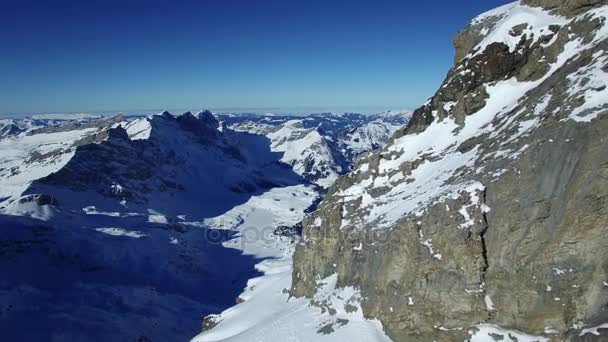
(0, 109, 404, 341)
(265, 120, 346, 188)
(10, 111, 308, 219)
(229, 119, 346, 188)
(0, 122, 24, 139)
(336, 112, 410, 161)
(0, 111, 312, 341)
(0, 115, 125, 202)
(224, 111, 410, 187)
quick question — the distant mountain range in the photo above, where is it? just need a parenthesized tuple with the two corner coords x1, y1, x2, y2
(0, 110, 409, 341)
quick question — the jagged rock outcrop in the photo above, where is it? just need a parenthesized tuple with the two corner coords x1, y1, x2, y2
(27, 114, 123, 136)
(454, 0, 608, 62)
(523, 0, 607, 17)
(292, 2, 608, 341)
(24, 111, 303, 219)
(0, 123, 24, 139)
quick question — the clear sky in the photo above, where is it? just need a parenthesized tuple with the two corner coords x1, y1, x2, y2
(1, 0, 512, 115)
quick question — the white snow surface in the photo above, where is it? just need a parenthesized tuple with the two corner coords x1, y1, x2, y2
(0, 126, 99, 200)
(580, 323, 608, 336)
(192, 185, 391, 342)
(29, 113, 104, 121)
(339, 119, 403, 157)
(566, 49, 608, 122)
(469, 2, 568, 59)
(469, 324, 548, 342)
(2, 195, 59, 220)
(95, 227, 148, 238)
(266, 120, 342, 188)
(124, 117, 152, 140)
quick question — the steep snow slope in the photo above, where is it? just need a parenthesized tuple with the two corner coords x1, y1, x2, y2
(21, 111, 303, 221)
(228, 119, 346, 188)
(264, 120, 346, 188)
(0, 204, 265, 341)
(0, 122, 24, 139)
(0, 115, 123, 203)
(191, 185, 391, 342)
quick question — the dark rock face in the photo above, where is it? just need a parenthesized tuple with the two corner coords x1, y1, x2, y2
(33, 129, 169, 202)
(273, 222, 303, 237)
(454, 13, 502, 63)
(201, 315, 221, 332)
(292, 3, 608, 342)
(176, 111, 220, 142)
(523, 0, 608, 16)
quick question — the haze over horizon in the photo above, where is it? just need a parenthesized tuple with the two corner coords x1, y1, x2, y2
(2, 0, 511, 115)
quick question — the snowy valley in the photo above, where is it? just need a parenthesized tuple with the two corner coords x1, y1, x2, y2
(2, 0, 608, 341)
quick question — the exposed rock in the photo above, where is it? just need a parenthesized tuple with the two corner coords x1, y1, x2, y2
(292, 3, 608, 342)
(197, 110, 220, 129)
(0, 124, 24, 139)
(201, 314, 221, 332)
(273, 222, 303, 237)
(523, 0, 608, 17)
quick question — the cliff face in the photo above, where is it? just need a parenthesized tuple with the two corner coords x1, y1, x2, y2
(523, 0, 607, 16)
(292, 2, 608, 341)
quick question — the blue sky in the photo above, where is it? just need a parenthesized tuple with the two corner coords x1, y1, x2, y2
(0, 0, 512, 115)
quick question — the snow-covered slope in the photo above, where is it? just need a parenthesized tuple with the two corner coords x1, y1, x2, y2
(226, 112, 410, 188)
(0, 115, 123, 202)
(191, 185, 391, 342)
(264, 120, 346, 188)
(29, 113, 104, 121)
(336, 112, 410, 161)
(18, 111, 304, 220)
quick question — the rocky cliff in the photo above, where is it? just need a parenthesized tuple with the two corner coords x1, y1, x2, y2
(292, 1, 608, 341)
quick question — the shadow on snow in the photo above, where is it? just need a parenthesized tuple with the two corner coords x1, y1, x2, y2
(0, 121, 307, 341)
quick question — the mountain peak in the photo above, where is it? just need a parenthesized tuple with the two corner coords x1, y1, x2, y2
(196, 110, 219, 129)
(106, 125, 130, 142)
(159, 111, 174, 119)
